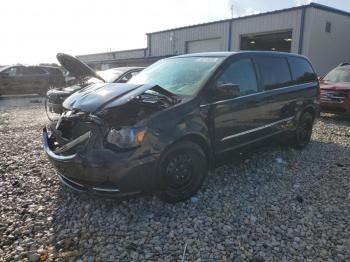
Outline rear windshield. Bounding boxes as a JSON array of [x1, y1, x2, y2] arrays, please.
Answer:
[[88, 69, 124, 83], [98, 69, 124, 82], [323, 67, 350, 83]]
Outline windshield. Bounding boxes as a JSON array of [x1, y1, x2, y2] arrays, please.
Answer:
[[0, 66, 9, 72], [323, 67, 350, 83], [128, 57, 224, 96], [88, 69, 124, 83]]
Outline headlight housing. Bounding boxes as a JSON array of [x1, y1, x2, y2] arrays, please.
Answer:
[[106, 127, 146, 149]]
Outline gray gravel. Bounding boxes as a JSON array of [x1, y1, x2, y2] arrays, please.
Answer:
[[0, 106, 349, 261]]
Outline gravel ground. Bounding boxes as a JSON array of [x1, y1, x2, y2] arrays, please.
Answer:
[[0, 106, 349, 262]]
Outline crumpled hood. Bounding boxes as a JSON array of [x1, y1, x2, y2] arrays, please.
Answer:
[[320, 81, 350, 91], [62, 82, 172, 113]]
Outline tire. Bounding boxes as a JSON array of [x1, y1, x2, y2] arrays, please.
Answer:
[[292, 111, 314, 149], [158, 141, 207, 203]]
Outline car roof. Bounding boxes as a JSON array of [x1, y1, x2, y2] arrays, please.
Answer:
[[172, 51, 307, 59], [0, 64, 58, 70], [40, 66, 61, 69]]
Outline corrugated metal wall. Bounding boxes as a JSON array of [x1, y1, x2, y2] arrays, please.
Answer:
[[77, 53, 114, 63], [77, 49, 146, 63], [148, 31, 173, 56], [148, 10, 303, 56], [149, 21, 230, 56], [186, 38, 223, 53], [303, 7, 350, 75], [113, 49, 146, 60], [76, 5, 350, 75]]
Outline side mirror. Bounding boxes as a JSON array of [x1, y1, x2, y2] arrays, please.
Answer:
[[215, 83, 240, 100]]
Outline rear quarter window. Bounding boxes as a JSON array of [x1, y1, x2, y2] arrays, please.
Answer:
[[23, 67, 47, 75], [255, 56, 292, 90], [46, 68, 63, 75], [288, 57, 317, 84]]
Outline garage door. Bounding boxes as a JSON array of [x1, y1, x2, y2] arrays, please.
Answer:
[[186, 38, 223, 54], [240, 31, 292, 52]]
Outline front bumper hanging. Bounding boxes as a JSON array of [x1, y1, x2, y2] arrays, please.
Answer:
[[42, 127, 159, 196]]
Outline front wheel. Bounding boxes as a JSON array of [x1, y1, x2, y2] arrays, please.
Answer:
[[292, 111, 314, 149], [158, 141, 207, 203]]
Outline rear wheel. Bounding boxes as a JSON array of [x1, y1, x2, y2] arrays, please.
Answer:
[[292, 111, 314, 149], [158, 141, 207, 203]]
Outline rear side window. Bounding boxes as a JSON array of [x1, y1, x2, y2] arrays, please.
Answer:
[[217, 58, 258, 96], [288, 57, 317, 84], [23, 67, 47, 75], [47, 68, 62, 75], [256, 56, 292, 90]]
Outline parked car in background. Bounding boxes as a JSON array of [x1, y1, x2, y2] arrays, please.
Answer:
[[320, 63, 350, 115], [43, 51, 319, 202], [42, 66, 65, 87], [0, 65, 64, 96], [64, 71, 77, 86], [45, 53, 144, 117]]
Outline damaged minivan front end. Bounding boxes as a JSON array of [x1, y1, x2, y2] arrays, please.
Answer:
[[43, 82, 180, 196], [43, 53, 229, 202]]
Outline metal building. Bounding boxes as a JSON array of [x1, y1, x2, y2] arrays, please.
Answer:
[[77, 2, 350, 75]]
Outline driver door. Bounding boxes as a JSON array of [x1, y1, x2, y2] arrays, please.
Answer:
[[0, 66, 24, 95], [210, 57, 267, 155]]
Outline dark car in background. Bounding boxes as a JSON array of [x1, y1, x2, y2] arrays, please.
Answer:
[[320, 63, 350, 115], [42, 66, 65, 87], [45, 53, 144, 117], [43, 51, 319, 202], [0, 65, 64, 96]]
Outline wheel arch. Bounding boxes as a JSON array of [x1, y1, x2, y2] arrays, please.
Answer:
[[296, 104, 318, 122], [160, 133, 215, 170], [179, 133, 214, 168]]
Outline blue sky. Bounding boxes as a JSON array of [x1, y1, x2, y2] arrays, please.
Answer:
[[0, 0, 349, 65]]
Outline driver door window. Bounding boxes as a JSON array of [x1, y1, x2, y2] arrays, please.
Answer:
[[3, 67, 23, 77], [216, 58, 258, 97]]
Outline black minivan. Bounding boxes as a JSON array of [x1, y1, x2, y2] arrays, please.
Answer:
[[43, 51, 319, 202]]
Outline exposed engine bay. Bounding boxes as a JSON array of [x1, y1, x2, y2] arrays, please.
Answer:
[[47, 87, 180, 156], [97, 90, 177, 128]]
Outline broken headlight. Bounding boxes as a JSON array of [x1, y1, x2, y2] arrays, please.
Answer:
[[106, 127, 146, 149]]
